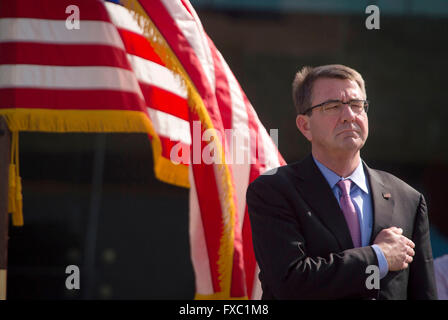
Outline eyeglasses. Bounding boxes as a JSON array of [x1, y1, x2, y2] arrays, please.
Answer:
[[302, 99, 369, 116]]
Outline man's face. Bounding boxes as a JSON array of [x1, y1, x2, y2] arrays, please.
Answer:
[[297, 77, 369, 158]]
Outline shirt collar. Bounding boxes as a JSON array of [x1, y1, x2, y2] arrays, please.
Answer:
[[312, 155, 369, 194]]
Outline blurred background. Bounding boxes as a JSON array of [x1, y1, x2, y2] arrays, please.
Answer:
[[6, 0, 448, 299]]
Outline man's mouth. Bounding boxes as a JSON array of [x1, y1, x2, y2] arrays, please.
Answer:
[[337, 129, 359, 136]]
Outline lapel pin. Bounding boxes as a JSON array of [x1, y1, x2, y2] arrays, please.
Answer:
[[382, 192, 391, 199]]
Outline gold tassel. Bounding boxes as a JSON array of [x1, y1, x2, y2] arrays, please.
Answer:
[[13, 176, 23, 226], [7, 164, 16, 213], [8, 128, 16, 214], [7, 131, 24, 226]]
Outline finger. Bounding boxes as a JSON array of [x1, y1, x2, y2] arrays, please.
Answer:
[[406, 255, 413, 263], [407, 247, 415, 257], [391, 227, 403, 234], [407, 239, 415, 249], [402, 262, 409, 270]]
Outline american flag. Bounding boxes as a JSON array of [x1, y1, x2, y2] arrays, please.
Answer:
[[0, 0, 286, 299]]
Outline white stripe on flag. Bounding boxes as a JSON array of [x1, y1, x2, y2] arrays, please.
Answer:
[[147, 107, 191, 145], [127, 54, 188, 99], [0, 18, 124, 49], [105, 1, 143, 36], [0, 64, 142, 94], [251, 264, 262, 300]]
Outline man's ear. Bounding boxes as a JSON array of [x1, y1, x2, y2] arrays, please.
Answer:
[[296, 114, 312, 142]]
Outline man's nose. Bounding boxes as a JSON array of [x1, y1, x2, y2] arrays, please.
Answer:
[[340, 103, 356, 122]]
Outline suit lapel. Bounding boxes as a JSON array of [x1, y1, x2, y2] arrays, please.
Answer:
[[291, 155, 354, 250], [363, 162, 395, 244]]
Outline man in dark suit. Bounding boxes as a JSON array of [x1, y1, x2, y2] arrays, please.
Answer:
[[246, 64, 437, 299]]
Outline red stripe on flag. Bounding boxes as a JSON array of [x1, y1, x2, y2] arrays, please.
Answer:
[[0, 0, 111, 21], [207, 37, 246, 297], [117, 28, 165, 66], [189, 111, 224, 293], [0, 43, 131, 69], [139, 82, 189, 121], [0, 88, 147, 111], [230, 217, 247, 298], [242, 208, 256, 298], [159, 135, 190, 164]]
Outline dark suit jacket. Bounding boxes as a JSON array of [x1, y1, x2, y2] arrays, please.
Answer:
[[246, 155, 438, 300]]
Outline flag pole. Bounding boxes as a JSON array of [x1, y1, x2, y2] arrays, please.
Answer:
[[0, 116, 10, 300]]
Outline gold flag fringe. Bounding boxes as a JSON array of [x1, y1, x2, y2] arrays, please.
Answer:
[[0, 108, 190, 227]]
